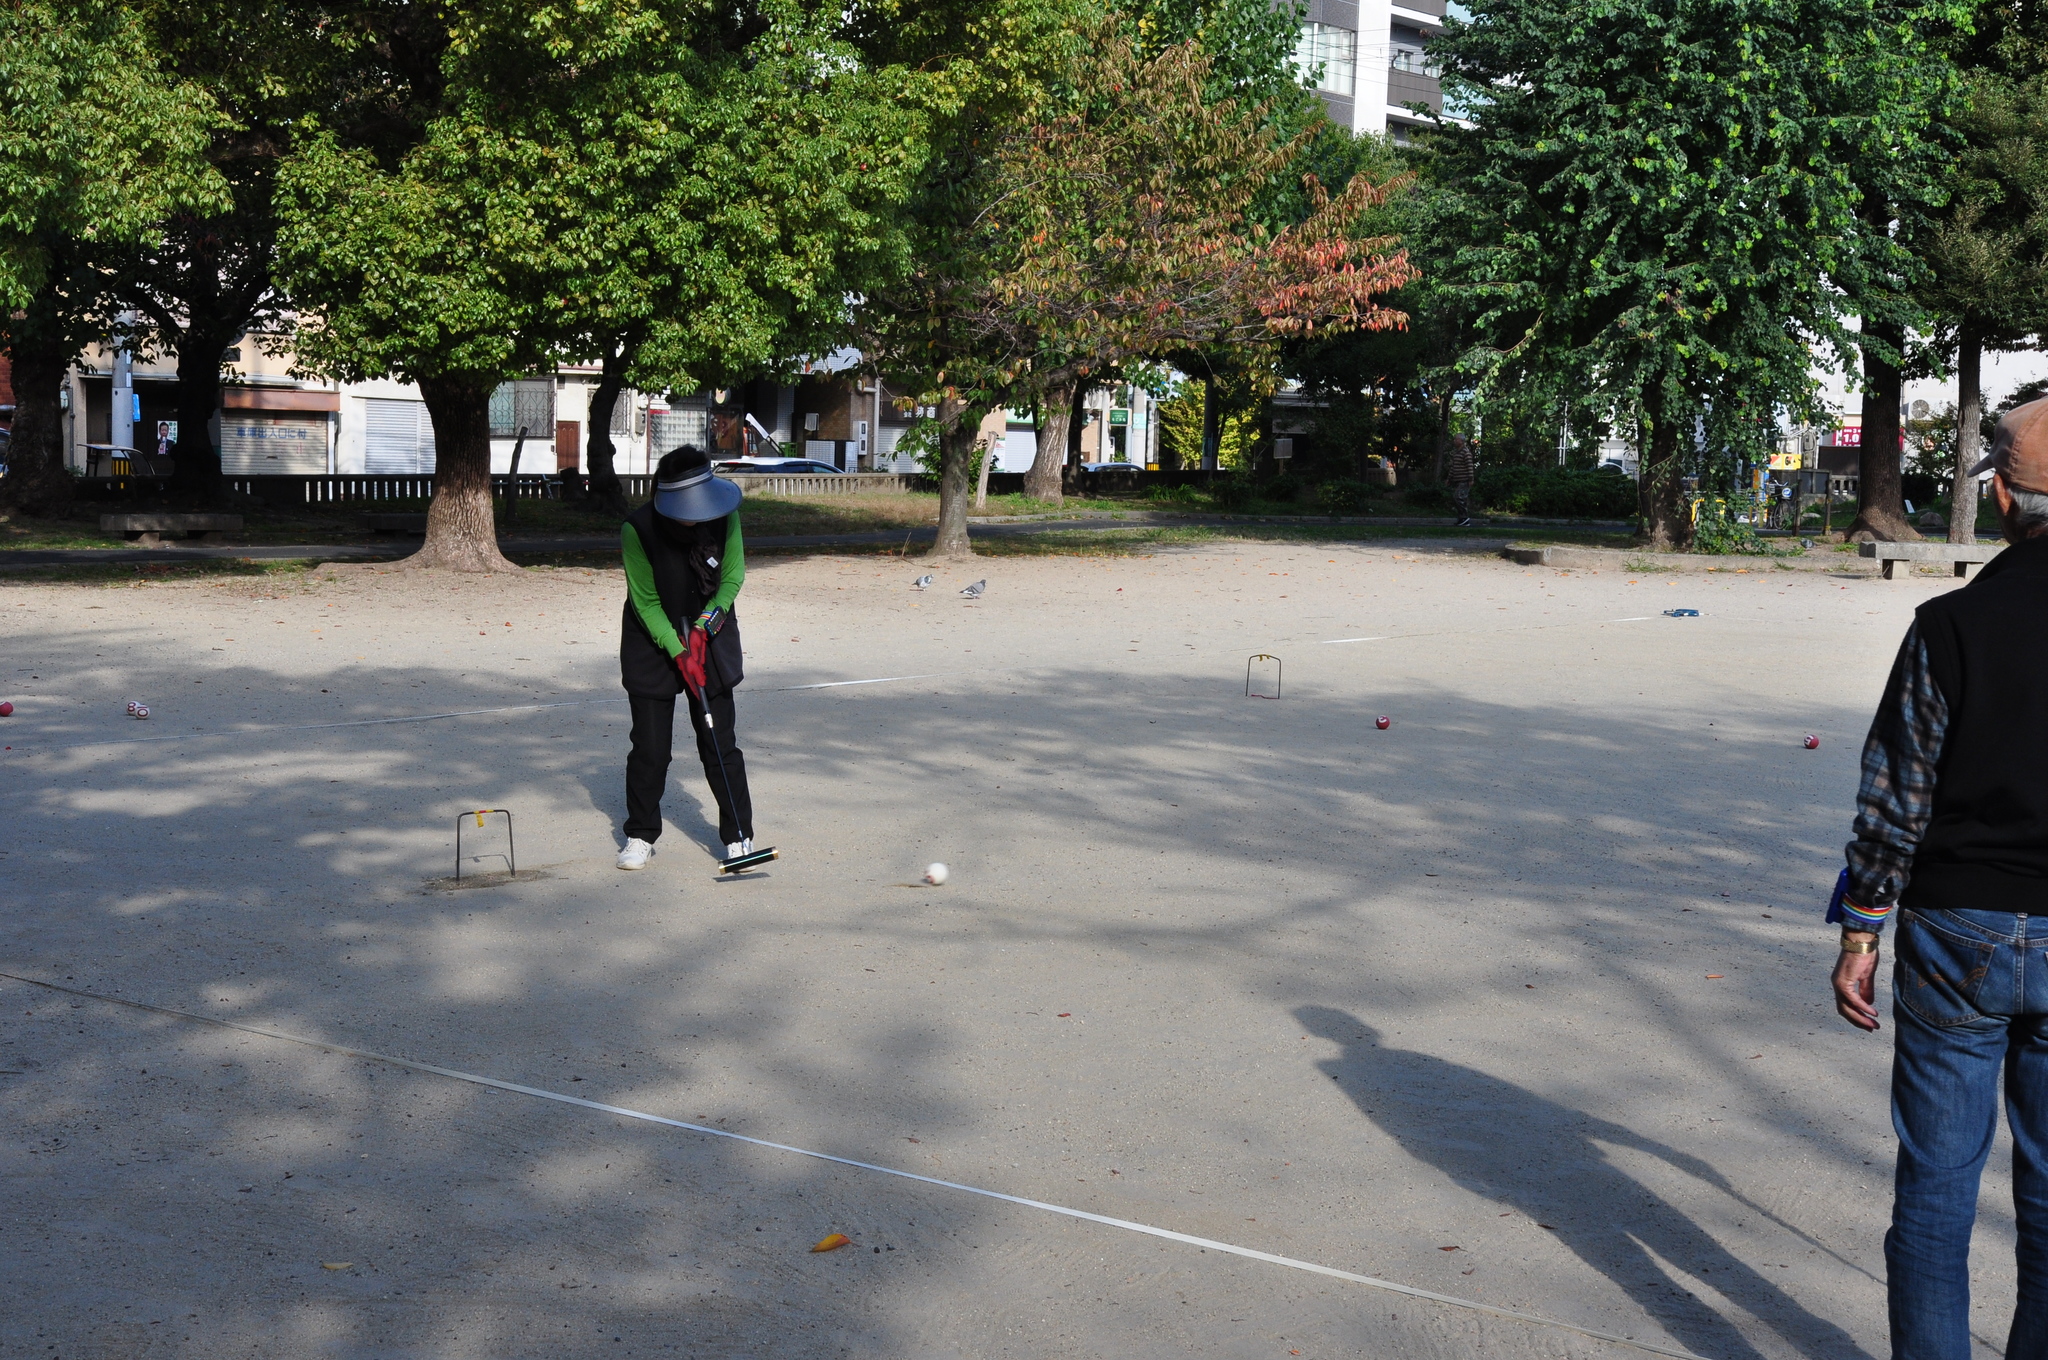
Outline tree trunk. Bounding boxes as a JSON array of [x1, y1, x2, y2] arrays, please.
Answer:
[[1025, 380, 1072, 504], [583, 335, 635, 516], [1064, 382, 1086, 495], [1, 285, 76, 516], [1950, 318, 1982, 546], [405, 373, 519, 572], [1850, 321, 1919, 542], [1431, 390, 1452, 483], [170, 329, 231, 506], [927, 396, 976, 559], [1200, 376, 1220, 471], [1637, 388, 1689, 550]]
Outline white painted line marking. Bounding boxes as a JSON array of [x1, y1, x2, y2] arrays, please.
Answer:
[[0, 971, 1706, 1360], [774, 673, 950, 691], [1317, 636, 1387, 645], [10, 698, 624, 753]]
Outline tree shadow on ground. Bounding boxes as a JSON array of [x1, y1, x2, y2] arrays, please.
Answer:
[[0, 622, 1904, 1356]]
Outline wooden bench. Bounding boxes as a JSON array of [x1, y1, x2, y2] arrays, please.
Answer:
[[100, 513, 243, 546], [1859, 540, 2003, 579]]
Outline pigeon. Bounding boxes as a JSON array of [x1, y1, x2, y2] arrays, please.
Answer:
[[959, 579, 986, 598], [913, 574, 933, 590]]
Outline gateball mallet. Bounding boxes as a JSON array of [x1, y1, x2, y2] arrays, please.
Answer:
[[689, 624, 777, 875]]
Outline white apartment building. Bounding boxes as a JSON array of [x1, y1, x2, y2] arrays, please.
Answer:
[[1292, 0, 1445, 143]]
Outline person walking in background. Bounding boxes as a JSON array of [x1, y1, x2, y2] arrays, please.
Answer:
[[1446, 434, 1477, 527], [1832, 395, 2048, 1359], [615, 444, 754, 870]]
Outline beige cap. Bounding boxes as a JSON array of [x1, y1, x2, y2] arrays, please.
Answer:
[[1971, 396, 2048, 494]]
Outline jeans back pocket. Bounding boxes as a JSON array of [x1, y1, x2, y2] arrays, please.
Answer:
[[1896, 911, 1999, 1026]]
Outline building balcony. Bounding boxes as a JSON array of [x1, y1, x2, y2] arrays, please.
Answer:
[[1387, 68, 1442, 116], [1390, 0, 1445, 25]]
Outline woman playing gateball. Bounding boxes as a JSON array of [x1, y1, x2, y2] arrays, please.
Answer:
[[615, 444, 753, 869]]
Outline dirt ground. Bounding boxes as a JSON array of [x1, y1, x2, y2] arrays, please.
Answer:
[[0, 541, 2002, 1359]]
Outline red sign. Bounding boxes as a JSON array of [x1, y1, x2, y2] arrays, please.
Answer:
[[1833, 425, 1861, 446]]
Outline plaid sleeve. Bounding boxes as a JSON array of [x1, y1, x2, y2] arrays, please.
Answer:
[[1843, 623, 1948, 930]]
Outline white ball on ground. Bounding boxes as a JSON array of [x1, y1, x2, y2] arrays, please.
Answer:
[[924, 863, 949, 886]]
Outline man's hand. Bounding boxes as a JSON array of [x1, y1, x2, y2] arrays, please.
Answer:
[[1833, 934, 1881, 1031]]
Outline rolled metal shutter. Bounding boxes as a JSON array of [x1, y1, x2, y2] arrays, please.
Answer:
[[219, 414, 329, 474], [363, 398, 434, 474]]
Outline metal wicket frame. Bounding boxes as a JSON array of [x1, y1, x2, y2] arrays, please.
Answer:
[[1245, 653, 1282, 699], [455, 808, 515, 880]]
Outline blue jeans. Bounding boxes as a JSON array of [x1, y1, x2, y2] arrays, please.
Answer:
[[1888, 906, 2048, 1360]]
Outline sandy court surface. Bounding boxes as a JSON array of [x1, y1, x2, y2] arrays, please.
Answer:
[[0, 541, 2000, 1358]]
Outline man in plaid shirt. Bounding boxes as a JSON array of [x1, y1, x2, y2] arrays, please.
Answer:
[[1446, 434, 1477, 527], [1834, 396, 2048, 1359]]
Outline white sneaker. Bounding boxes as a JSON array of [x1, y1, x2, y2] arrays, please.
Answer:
[[724, 839, 752, 859], [616, 838, 654, 870]]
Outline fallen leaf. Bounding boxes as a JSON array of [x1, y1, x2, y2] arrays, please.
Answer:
[[321, 1262, 352, 1271], [1706, 974, 1725, 979], [1057, 1012, 1071, 1018], [811, 1233, 852, 1253], [1439, 1245, 1460, 1251]]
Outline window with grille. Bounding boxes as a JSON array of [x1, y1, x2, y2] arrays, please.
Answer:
[[649, 407, 707, 455], [1293, 23, 1357, 97], [487, 379, 555, 438]]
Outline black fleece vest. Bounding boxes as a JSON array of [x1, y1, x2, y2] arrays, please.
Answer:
[[618, 505, 743, 699], [1902, 533, 2048, 914]]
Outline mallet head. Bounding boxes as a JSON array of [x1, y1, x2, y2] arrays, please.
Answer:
[[719, 846, 778, 874]]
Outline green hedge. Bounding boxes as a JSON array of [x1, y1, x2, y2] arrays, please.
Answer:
[[1474, 467, 1637, 518]]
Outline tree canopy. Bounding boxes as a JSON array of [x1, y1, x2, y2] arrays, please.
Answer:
[[860, 17, 1414, 545], [1428, 0, 1959, 545], [0, 0, 225, 511], [276, 0, 933, 568]]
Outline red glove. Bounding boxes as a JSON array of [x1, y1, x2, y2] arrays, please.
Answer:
[[677, 627, 709, 694]]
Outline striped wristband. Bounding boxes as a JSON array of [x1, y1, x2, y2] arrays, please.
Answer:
[[1837, 897, 1891, 930]]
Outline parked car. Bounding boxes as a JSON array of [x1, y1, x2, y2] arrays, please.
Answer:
[[1080, 461, 1143, 473], [714, 457, 845, 475]]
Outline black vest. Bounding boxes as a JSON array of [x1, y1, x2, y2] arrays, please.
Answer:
[[1903, 533, 2048, 914], [619, 505, 743, 699]]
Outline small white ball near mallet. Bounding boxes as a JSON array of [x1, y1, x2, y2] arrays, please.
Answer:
[[924, 863, 949, 886]]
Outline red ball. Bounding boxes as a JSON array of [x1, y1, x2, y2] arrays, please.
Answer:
[[1375, 716, 1391, 730], [0, 701, 12, 717], [1803, 734, 1820, 749]]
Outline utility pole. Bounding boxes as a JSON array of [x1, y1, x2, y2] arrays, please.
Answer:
[[110, 312, 137, 458]]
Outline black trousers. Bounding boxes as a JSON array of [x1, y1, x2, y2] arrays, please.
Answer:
[[625, 691, 753, 845]]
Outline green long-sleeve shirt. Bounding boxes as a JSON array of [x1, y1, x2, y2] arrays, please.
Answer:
[[622, 513, 745, 658]]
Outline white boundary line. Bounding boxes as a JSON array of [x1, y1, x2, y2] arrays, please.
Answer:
[[773, 673, 951, 691], [1316, 616, 1654, 646], [7, 698, 625, 753], [5, 674, 957, 754], [0, 971, 1707, 1360]]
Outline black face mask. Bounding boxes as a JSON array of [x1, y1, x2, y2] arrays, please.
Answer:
[[654, 512, 699, 545]]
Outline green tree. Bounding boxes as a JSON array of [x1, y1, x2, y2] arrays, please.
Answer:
[[1914, 9, 2048, 544], [1430, 0, 1958, 548], [0, 0, 224, 511], [105, 0, 349, 506], [278, 0, 925, 569], [864, 18, 1414, 544]]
